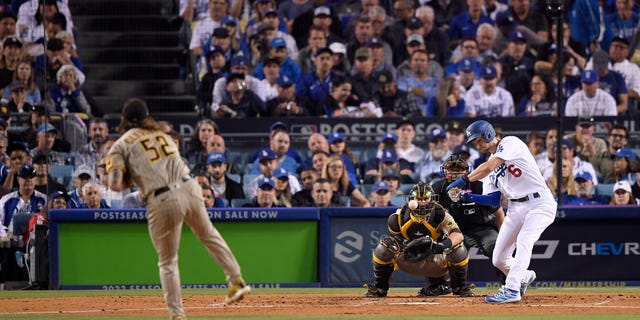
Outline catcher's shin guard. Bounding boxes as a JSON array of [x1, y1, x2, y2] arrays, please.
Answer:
[[372, 262, 394, 291], [446, 244, 470, 289]]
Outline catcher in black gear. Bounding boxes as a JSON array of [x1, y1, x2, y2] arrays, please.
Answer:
[[364, 182, 475, 298], [432, 153, 506, 283]]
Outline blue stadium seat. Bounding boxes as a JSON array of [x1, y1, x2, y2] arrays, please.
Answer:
[[390, 195, 406, 207], [595, 183, 614, 197], [50, 165, 74, 188], [231, 198, 252, 208], [227, 173, 241, 184], [399, 184, 414, 194]]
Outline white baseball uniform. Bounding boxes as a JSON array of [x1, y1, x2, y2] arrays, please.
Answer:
[[481, 136, 557, 293]]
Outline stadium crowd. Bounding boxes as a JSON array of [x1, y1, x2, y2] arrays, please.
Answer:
[[1, 0, 640, 288]]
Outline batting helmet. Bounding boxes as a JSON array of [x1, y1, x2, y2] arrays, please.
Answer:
[[465, 120, 495, 144]]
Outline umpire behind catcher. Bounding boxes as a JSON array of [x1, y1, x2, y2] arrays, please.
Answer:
[[432, 153, 506, 283], [364, 182, 475, 298]]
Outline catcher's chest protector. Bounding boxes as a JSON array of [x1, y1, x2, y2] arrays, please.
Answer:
[[389, 207, 445, 241]]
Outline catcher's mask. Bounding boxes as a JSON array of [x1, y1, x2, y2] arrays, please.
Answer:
[[441, 154, 471, 181], [408, 181, 437, 218]]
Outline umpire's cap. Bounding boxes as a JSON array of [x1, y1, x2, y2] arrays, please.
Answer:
[[122, 98, 149, 123]]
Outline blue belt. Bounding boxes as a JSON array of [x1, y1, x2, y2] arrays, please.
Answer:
[[510, 192, 540, 202]]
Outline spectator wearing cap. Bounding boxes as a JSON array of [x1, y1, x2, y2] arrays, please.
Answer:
[[607, 35, 640, 108], [206, 151, 244, 203], [426, 76, 466, 117], [508, 0, 549, 40], [205, 133, 242, 175], [3, 141, 31, 191], [396, 33, 445, 80], [601, 0, 638, 52], [253, 37, 301, 85], [564, 70, 617, 117], [364, 147, 414, 183], [245, 0, 288, 42], [290, 0, 342, 49], [416, 128, 452, 183], [463, 64, 514, 117], [1, 164, 46, 244], [371, 69, 422, 118], [380, 167, 403, 196], [211, 54, 264, 109], [296, 26, 328, 74], [365, 36, 395, 79], [197, 45, 227, 109], [326, 131, 359, 186], [189, 0, 229, 56], [564, 172, 610, 205], [499, 30, 534, 106], [592, 124, 630, 179], [385, 15, 422, 66], [244, 177, 287, 208], [260, 10, 299, 60], [415, 5, 452, 67], [395, 119, 425, 164], [215, 72, 267, 118], [563, 117, 607, 165], [32, 154, 65, 195], [322, 155, 370, 207], [448, 0, 493, 49], [517, 74, 556, 116], [2, 58, 41, 106], [266, 74, 309, 116], [329, 42, 350, 75], [3, 80, 33, 113], [379, 0, 415, 54], [198, 27, 236, 77], [297, 45, 338, 116], [541, 138, 598, 187], [46, 64, 92, 116], [68, 164, 96, 207], [610, 180, 638, 205], [585, 50, 628, 115], [309, 6, 343, 46], [349, 46, 382, 105], [0, 36, 21, 90], [246, 147, 301, 199], [397, 49, 439, 114], [272, 167, 295, 207], [29, 122, 67, 165], [255, 55, 281, 102], [369, 181, 392, 207], [602, 148, 638, 185]]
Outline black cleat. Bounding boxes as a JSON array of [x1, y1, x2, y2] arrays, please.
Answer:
[[417, 284, 452, 297]]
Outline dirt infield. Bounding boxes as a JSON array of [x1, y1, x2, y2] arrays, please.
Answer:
[[2, 291, 640, 317]]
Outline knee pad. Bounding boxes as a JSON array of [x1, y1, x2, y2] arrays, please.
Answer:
[[373, 236, 400, 265], [447, 244, 469, 267]]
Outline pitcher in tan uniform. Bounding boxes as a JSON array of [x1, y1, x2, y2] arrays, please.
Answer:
[[106, 98, 250, 320]]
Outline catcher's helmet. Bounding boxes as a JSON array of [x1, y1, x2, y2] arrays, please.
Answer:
[[441, 154, 471, 180], [465, 120, 495, 144], [408, 182, 437, 218]]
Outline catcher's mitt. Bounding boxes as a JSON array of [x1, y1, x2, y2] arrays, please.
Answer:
[[401, 236, 433, 263]]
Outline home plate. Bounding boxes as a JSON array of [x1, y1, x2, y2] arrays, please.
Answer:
[[388, 302, 441, 305]]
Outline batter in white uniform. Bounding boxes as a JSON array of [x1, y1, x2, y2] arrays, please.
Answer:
[[447, 120, 556, 304]]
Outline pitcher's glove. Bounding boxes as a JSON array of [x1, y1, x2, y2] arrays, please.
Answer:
[[401, 236, 433, 263]]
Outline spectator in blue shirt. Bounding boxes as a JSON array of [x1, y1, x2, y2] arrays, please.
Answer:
[[564, 172, 610, 205], [254, 37, 301, 83], [397, 49, 440, 115], [448, 0, 494, 49]]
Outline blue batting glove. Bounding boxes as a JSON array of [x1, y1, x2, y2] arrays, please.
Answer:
[[446, 177, 468, 191]]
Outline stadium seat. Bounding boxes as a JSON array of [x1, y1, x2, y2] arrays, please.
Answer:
[[231, 198, 252, 208], [227, 173, 241, 184], [50, 165, 74, 187], [390, 195, 406, 207], [399, 184, 414, 194], [595, 184, 614, 197], [341, 196, 351, 207]]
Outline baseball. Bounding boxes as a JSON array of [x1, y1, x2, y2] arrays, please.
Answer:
[[408, 200, 418, 210]]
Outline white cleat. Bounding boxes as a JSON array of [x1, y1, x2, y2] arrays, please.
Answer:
[[484, 287, 521, 304], [520, 270, 536, 297], [225, 283, 251, 305]]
